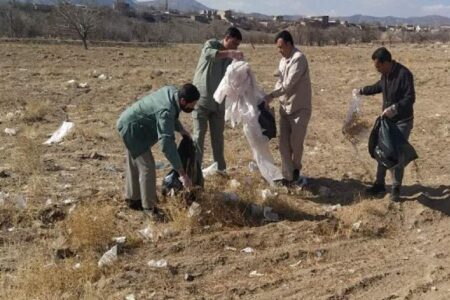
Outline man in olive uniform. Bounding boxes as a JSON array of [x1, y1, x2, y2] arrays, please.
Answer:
[[192, 27, 244, 172], [117, 84, 199, 218]]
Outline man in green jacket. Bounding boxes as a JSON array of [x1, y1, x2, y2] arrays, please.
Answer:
[[192, 27, 244, 172], [117, 84, 199, 218]]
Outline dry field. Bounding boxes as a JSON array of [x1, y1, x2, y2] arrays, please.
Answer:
[[0, 41, 449, 299]]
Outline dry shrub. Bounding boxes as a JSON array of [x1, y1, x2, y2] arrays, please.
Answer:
[[66, 203, 117, 252], [26, 174, 48, 198], [23, 100, 51, 122], [335, 199, 394, 238], [161, 194, 197, 232], [342, 112, 370, 145], [12, 132, 43, 175], [4, 255, 102, 300]]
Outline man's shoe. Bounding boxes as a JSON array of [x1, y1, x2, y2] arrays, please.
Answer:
[[126, 199, 143, 211], [293, 175, 308, 188], [293, 169, 300, 182], [390, 186, 401, 202], [365, 183, 386, 196], [273, 178, 290, 187]]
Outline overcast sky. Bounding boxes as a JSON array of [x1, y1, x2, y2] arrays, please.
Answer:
[[198, 0, 450, 18]]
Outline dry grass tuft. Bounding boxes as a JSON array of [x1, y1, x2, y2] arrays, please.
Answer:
[[66, 203, 117, 252], [162, 194, 197, 232], [3, 255, 102, 300], [23, 99, 51, 122], [12, 131, 44, 175]]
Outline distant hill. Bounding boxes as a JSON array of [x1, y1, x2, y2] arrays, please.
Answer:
[[137, 0, 209, 12], [340, 14, 450, 26]]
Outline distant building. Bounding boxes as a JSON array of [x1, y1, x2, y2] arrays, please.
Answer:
[[273, 15, 284, 22], [218, 10, 232, 20], [309, 16, 329, 27]]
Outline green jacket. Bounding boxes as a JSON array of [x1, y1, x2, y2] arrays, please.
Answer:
[[193, 39, 232, 112], [117, 86, 184, 170]]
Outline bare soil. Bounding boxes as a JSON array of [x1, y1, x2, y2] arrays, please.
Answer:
[[0, 42, 449, 299]]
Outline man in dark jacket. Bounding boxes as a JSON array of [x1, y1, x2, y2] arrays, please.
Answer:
[[117, 84, 199, 218], [359, 47, 415, 201]]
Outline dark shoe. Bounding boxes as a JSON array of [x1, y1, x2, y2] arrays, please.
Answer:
[[293, 169, 300, 182], [365, 183, 386, 196], [273, 178, 290, 187], [390, 186, 401, 202], [126, 199, 143, 211]]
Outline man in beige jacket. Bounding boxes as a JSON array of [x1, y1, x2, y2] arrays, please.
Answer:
[[265, 30, 312, 186]]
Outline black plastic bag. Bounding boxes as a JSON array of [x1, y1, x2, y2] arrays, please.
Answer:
[[258, 102, 276, 140], [368, 117, 418, 169], [162, 136, 204, 195]]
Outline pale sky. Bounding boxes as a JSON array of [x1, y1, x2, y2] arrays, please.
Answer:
[[198, 0, 450, 18]]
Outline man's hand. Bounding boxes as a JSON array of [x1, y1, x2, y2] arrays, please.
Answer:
[[264, 93, 274, 105], [381, 105, 397, 118], [179, 128, 191, 139], [179, 173, 192, 188], [226, 50, 244, 60]]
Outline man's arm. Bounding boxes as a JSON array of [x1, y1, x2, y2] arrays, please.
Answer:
[[157, 111, 192, 187], [360, 80, 382, 95]]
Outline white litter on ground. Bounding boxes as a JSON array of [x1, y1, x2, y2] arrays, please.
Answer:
[[148, 259, 168, 268], [44, 121, 74, 145], [98, 245, 118, 268]]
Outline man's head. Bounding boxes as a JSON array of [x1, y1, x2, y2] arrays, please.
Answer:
[[372, 47, 393, 75], [179, 83, 199, 113], [275, 30, 294, 58], [223, 27, 242, 50]]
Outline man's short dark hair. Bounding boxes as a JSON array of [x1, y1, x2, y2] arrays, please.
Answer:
[[372, 47, 392, 63], [225, 27, 242, 41], [179, 83, 200, 103], [275, 30, 294, 46]]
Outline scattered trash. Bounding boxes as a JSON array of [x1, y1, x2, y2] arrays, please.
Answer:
[[228, 179, 241, 189], [318, 186, 333, 198], [78, 82, 89, 89], [0, 192, 8, 205], [98, 74, 107, 80], [138, 226, 156, 241], [315, 249, 326, 258], [222, 192, 240, 202], [224, 246, 237, 251], [289, 260, 302, 268], [7, 227, 15, 232], [5, 112, 15, 121], [261, 189, 277, 201], [73, 263, 81, 270], [248, 161, 258, 172], [324, 204, 341, 212], [431, 286, 437, 291], [0, 170, 10, 178], [188, 202, 201, 217], [63, 198, 76, 205], [98, 245, 118, 268], [148, 259, 168, 268], [66, 79, 78, 87], [44, 121, 75, 145], [202, 162, 218, 177], [249, 270, 264, 277], [112, 236, 126, 244], [184, 273, 195, 281], [241, 247, 255, 254], [342, 89, 370, 145], [15, 194, 27, 210], [263, 206, 280, 222], [63, 184, 72, 189], [352, 221, 362, 231], [45, 198, 52, 206], [417, 229, 422, 233], [4, 128, 18, 136], [125, 294, 136, 300]]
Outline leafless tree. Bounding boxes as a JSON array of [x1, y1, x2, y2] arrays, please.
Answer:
[[55, 1, 98, 49]]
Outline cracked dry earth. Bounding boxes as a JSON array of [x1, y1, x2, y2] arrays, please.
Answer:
[[0, 41, 449, 299]]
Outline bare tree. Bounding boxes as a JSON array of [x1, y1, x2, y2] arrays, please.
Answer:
[[55, 1, 98, 49]]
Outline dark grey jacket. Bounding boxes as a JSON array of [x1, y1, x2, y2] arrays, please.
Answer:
[[361, 61, 415, 123]]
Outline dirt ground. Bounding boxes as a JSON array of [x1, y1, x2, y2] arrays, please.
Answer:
[[0, 41, 449, 300]]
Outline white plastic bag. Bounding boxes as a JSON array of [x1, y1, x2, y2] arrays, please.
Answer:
[[214, 61, 283, 183], [44, 121, 75, 145]]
